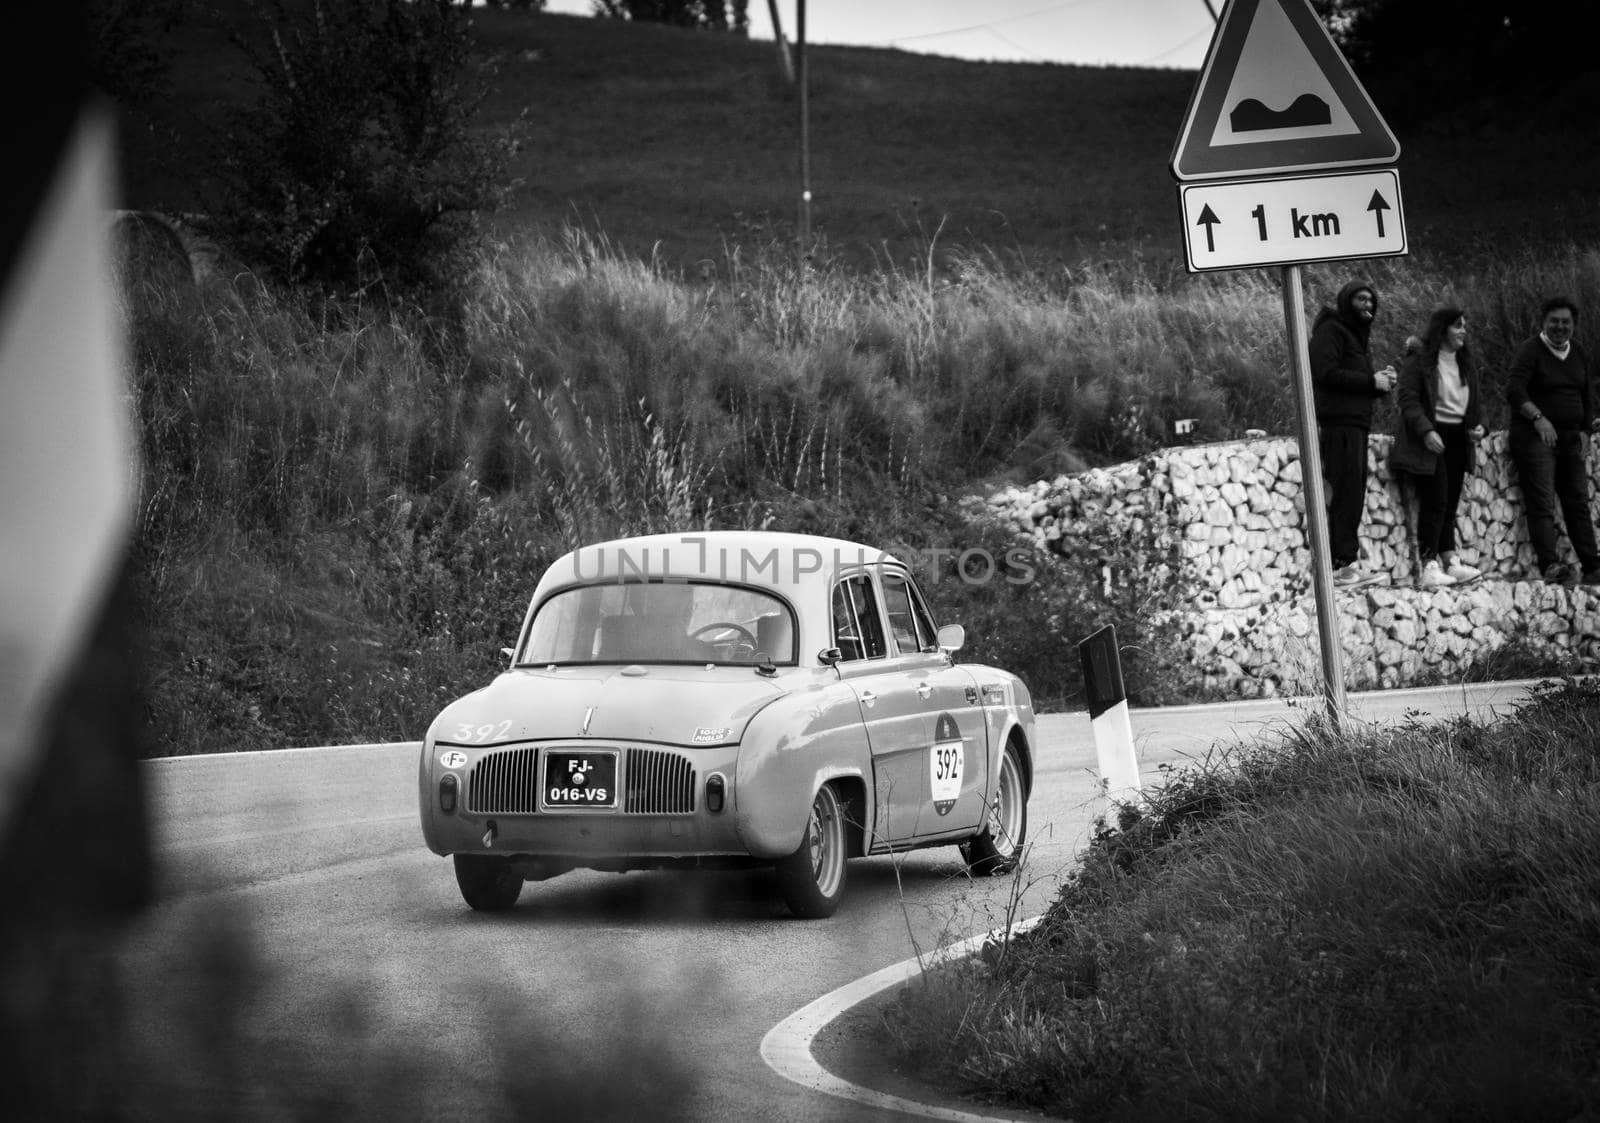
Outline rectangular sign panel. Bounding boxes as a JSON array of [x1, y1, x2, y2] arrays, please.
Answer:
[[1178, 168, 1405, 272]]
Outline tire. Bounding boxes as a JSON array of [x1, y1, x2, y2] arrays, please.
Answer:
[[774, 784, 849, 918], [961, 742, 1027, 876], [454, 853, 524, 911]]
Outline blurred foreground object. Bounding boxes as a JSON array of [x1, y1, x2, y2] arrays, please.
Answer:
[[1, 0, 152, 1115]]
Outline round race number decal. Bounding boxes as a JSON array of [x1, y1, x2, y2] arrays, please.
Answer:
[[930, 712, 963, 816]]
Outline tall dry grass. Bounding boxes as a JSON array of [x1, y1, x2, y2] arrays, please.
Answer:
[[125, 228, 1600, 752]]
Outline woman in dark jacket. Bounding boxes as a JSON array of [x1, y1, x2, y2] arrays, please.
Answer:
[[1390, 306, 1486, 587]]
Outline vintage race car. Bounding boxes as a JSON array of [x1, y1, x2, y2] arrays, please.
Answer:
[[418, 531, 1036, 918]]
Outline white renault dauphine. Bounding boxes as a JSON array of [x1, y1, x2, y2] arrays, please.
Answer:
[[418, 530, 1036, 918]]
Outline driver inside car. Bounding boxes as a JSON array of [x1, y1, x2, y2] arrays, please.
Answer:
[[637, 581, 707, 661]]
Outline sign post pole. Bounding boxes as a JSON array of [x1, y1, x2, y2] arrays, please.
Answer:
[[1282, 263, 1347, 726], [1170, 0, 1400, 729]]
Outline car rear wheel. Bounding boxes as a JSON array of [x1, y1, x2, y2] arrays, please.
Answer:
[[775, 784, 848, 918], [454, 853, 524, 911], [961, 742, 1027, 876]]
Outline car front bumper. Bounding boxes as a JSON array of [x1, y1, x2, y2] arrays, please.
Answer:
[[420, 739, 763, 865]]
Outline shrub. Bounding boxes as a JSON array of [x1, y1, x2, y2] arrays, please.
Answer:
[[881, 681, 1600, 1121], [205, 0, 520, 309], [902, 501, 1211, 711], [88, 0, 186, 106]]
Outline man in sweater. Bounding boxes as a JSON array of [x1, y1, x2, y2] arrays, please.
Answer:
[[1310, 280, 1396, 587], [1506, 296, 1600, 585]]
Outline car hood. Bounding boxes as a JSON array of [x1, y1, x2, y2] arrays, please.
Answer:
[[431, 666, 791, 747]]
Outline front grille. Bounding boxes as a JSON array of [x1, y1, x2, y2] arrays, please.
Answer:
[[465, 747, 540, 814], [625, 747, 696, 814], [463, 745, 697, 815]]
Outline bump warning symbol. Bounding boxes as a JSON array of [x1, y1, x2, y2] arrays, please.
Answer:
[[1171, 0, 1398, 181], [1209, 0, 1359, 148]]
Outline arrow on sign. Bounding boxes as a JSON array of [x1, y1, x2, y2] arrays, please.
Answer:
[[1196, 204, 1221, 253], [1367, 190, 1391, 238]]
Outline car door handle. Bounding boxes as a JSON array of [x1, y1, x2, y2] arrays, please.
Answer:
[[858, 690, 877, 707], [915, 683, 932, 699]]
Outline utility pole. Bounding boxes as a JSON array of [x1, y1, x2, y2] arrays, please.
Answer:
[[796, 0, 811, 252], [765, 0, 794, 84]]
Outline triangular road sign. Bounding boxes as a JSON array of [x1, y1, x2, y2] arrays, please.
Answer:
[[1171, 0, 1399, 181]]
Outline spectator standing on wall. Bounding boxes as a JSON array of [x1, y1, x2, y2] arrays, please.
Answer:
[[1389, 307, 1486, 589], [1506, 296, 1600, 586], [1310, 279, 1396, 588]]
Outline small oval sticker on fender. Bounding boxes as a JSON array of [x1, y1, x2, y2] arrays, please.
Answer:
[[439, 750, 468, 769]]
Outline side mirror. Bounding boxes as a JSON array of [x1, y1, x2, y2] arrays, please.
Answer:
[[936, 624, 965, 653], [817, 647, 843, 667], [501, 647, 515, 663]]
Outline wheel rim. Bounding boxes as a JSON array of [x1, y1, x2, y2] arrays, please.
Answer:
[[987, 752, 1023, 858], [806, 787, 845, 898]]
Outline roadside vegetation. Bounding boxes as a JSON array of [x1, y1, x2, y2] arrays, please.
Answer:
[[105, 3, 1600, 756], [881, 676, 1600, 1121], [126, 232, 1600, 755]]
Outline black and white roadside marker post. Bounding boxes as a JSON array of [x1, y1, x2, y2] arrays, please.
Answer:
[[1078, 625, 1141, 805], [1171, 0, 1407, 727]]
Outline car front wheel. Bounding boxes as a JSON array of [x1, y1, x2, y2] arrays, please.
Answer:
[[961, 742, 1027, 876], [775, 784, 848, 918], [454, 853, 524, 911]]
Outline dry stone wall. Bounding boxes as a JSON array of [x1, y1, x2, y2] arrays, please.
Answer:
[[982, 434, 1600, 697]]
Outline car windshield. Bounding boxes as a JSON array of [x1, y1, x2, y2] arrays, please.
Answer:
[[519, 581, 798, 666]]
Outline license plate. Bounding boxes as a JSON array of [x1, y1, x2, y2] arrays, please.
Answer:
[[542, 749, 619, 810]]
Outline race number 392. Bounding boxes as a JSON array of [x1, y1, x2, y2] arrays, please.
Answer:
[[931, 713, 964, 816]]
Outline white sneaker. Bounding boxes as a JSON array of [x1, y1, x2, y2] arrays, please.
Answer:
[[1417, 558, 1456, 589], [1332, 564, 1364, 587], [1443, 554, 1481, 582], [1333, 564, 1384, 589]]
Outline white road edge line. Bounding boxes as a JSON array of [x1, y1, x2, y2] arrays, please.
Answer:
[[760, 914, 1046, 1122]]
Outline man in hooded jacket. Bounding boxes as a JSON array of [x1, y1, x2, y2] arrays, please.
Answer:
[[1309, 280, 1396, 587]]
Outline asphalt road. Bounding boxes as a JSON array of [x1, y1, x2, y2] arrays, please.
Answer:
[[122, 679, 1547, 1121]]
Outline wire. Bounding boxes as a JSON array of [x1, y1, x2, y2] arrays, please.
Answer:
[[872, 0, 1113, 49], [1139, 23, 1214, 66], [978, 25, 1056, 63]]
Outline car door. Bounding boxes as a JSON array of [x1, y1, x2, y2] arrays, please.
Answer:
[[830, 572, 928, 849], [878, 567, 988, 838]]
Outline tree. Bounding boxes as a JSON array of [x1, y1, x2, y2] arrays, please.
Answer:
[[1310, 0, 1600, 124], [593, 0, 749, 34], [87, 0, 187, 105], [206, 0, 521, 306]]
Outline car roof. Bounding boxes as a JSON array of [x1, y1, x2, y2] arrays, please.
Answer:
[[532, 531, 905, 601]]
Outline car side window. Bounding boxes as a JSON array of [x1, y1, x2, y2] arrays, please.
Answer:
[[831, 575, 887, 661], [880, 571, 937, 654]]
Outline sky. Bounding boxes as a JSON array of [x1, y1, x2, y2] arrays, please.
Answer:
[[537, 0, 1220, 70]]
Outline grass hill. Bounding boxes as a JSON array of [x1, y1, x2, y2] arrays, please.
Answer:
[[122, 7, 1600, 276]]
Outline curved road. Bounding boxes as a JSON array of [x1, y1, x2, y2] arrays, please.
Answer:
[[124, 681, 1543, 1120]]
